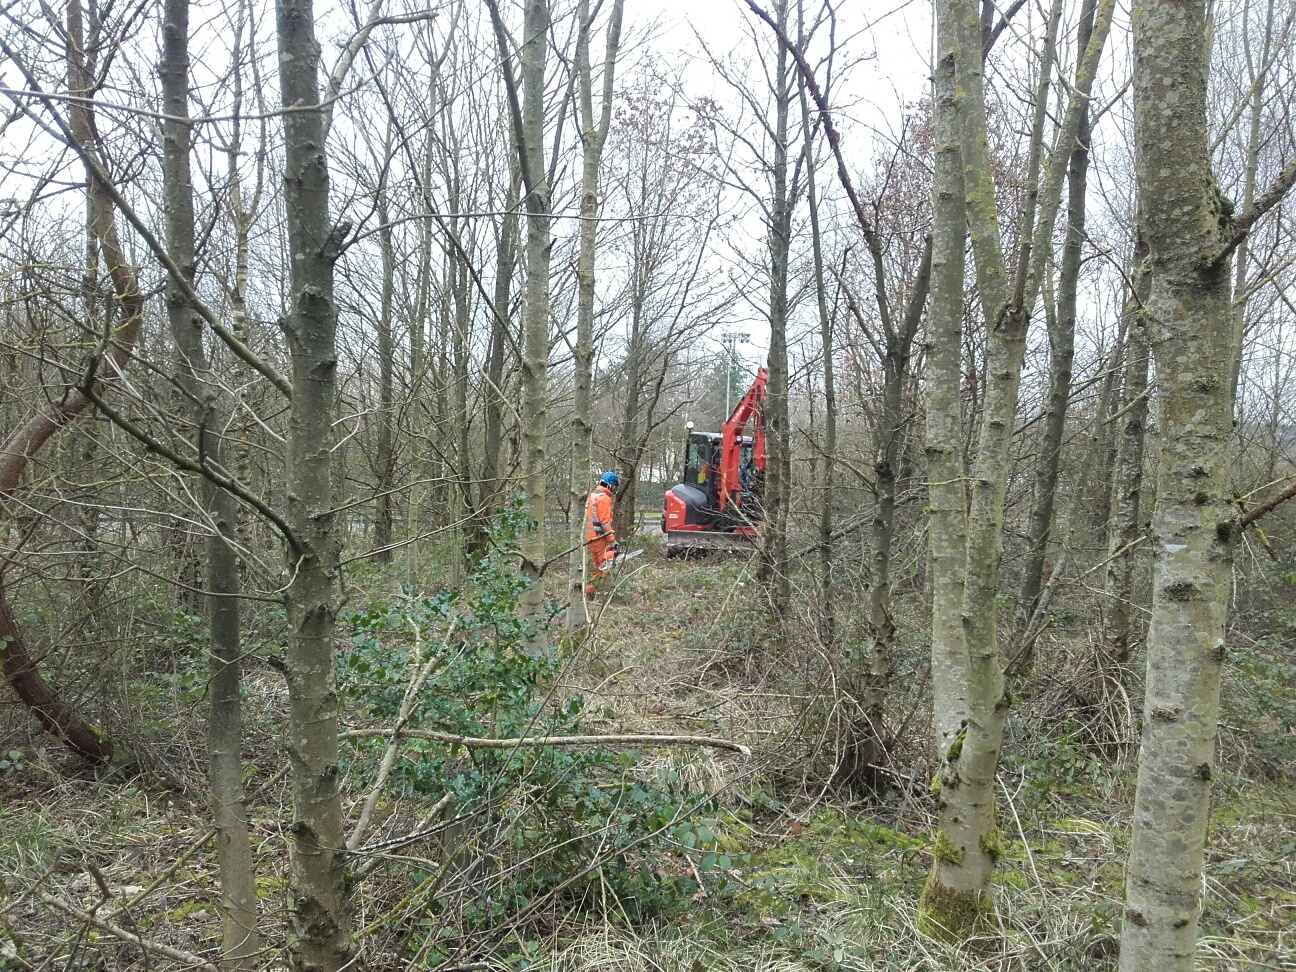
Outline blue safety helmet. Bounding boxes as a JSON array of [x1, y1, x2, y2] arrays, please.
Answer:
[[600, 471, 620, 489]]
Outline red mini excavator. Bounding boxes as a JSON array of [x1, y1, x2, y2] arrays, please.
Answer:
[[662, 367, 767, 557]]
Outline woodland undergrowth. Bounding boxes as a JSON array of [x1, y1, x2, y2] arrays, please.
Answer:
[[0, 523, 1293, 971]]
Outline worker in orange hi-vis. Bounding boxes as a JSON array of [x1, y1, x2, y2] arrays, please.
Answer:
[[584, 471, 620, 596]]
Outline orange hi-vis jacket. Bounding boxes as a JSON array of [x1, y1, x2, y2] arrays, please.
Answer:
[[585, 485, 616, 543]]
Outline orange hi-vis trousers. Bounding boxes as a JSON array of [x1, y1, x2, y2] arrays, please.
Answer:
[[584, 485, 617, 590]]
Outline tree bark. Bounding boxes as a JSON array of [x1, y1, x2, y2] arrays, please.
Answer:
[[921, 5, 969, 778], [275, 0, 351, 967], [159, 1, 260, 964], [1226, 0, 1277, 405], [920, 0, 1113, 938], [479, 162, 520, 549], [922, 0, 1037, 935], [1120, 1, 1241, 967]]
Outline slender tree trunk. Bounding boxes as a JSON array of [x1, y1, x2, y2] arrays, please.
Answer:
[[567, 0, 623, 634], [159, 2, 259, 964], [921, 1, 1007, 938], [1103, 239, 1151, 666], [406, 116, 435, 582], [451, 240, 471, 587], [757, 0, 793, 620], [479, 162, 520, 548], [1120, 1, 1240, 967], [921, 0, 1027, 935], [852, 244, 932, 788], [1226, 0, 1276, 405], [921, 0, 1113, 938], [224, 6, 262, 543], [798, 76, 835, 646], [1019, 0, 1097, 626], [374, 191, 396, 563], [921, 8, 969, 776], [517, 0, 553, 654], [275, 0, 351, 966]]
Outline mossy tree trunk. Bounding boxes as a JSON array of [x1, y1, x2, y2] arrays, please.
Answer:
[[920, 0, 1015, 937], [920, 0, 1113, 938], [1118, 0, 1271, 965]]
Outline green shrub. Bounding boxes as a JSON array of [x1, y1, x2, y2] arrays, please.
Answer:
[[340, 504, 707, 949]]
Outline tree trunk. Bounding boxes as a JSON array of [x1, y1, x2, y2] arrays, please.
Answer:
[[798, 76, 836, 647], [517, 0, 553, 654], [1019, 0, 1097, 629], [756, 0, 793, 620], [921, 0, 1113, 938], [852, 243, 932, 789], [451, 235, 471, 587], [160, 0, 259, 965], [1103, 239, 1151, 667], [922, 0, 1010, 938], [406, 110, 435, 582], [1226, 0, 1276, 405], [374, 189, 396, 563], [567, 0, 623, 634], [478, 162, 520, 552], [1120, 1, 1240, 967], [922, 6, 969, 770], [275, 0, 351, 967]]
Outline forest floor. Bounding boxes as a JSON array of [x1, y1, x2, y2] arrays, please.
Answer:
[[1, 534, 1294, 971]]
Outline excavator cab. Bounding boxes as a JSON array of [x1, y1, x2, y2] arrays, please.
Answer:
[[683, 433, 720, 492]]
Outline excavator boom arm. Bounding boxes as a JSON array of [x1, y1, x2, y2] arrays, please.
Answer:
[[718, 367, 768, 512]]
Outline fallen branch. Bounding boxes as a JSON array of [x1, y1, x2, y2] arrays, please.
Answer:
[[36, 891, 219, 971], [340, 728, 751, 756]]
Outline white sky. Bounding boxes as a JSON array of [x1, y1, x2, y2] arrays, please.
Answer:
[[618, 0, 936, 364]]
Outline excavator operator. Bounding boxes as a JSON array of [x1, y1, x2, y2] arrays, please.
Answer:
[[584, 471, 620, 596]]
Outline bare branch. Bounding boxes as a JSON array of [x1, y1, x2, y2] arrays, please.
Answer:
[[340, 728, 752, 756], [1215, 154, 1296, 263]]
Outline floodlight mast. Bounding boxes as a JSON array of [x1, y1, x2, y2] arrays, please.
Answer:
[[720, 331, 749, 418]]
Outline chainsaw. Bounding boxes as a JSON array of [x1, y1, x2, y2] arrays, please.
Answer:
[[606, 547, 644, 569]]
